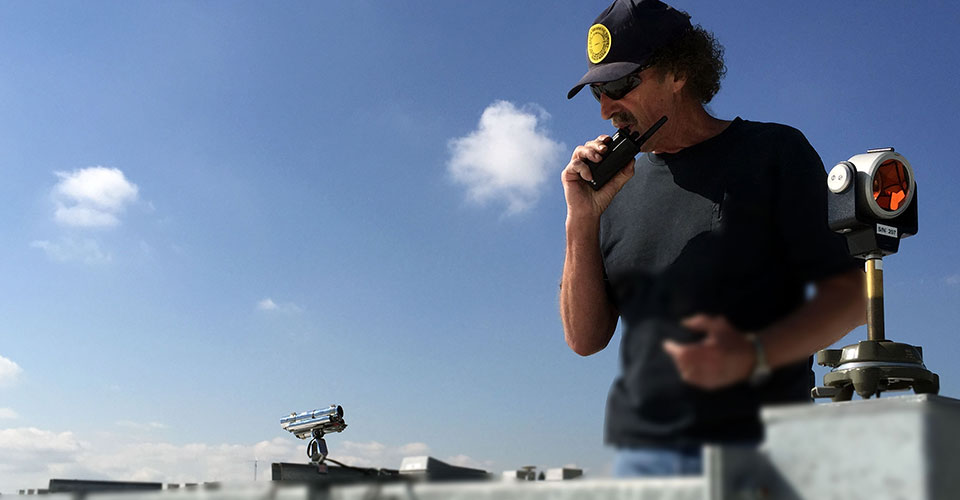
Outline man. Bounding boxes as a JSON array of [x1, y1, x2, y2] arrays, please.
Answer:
[[559, 0, 866, 477]]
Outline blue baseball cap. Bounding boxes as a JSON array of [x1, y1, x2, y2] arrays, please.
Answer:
[[567, 0, 692, 99]]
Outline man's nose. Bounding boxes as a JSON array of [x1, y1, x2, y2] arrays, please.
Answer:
[[599, 92, 618, 120]]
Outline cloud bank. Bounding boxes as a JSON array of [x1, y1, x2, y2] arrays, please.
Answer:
[[448, 101, 565, 215], [0, 428, 83, 472], [52, 167, 139, 228], [0, 430, 298, 491]]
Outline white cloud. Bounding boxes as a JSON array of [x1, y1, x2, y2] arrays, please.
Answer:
[[448, 100, 565, 215], [52, 167, 139, 228], [0, 428, 84, 481], [945, 274, 960, 286], [0, 428, 81, 455], [0, 356, 22, 387], [30, 238, 111, 264], [256, 298, 301, 313], [0, 409, 18, 420], [257, 298, 278, 311]]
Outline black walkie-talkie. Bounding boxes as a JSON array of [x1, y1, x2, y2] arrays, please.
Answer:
[[584, 115, 668, 191]]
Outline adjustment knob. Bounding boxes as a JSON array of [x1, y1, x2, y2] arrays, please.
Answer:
[[828, 162, 854, 194]]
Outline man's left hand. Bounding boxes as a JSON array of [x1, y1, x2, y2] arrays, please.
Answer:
[[663, 314, 756, 390]]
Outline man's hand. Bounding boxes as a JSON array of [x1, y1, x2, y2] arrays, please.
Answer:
[[663, 314, 756, 390], [561, 135, 636, 220]]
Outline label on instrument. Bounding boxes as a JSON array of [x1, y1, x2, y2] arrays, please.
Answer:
[[876, 224, 898, 238]]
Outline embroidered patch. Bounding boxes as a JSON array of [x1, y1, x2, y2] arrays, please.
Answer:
[[587, 24, 612, 63]]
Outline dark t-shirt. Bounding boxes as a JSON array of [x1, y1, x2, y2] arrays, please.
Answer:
[[599, 117, 857, 448]]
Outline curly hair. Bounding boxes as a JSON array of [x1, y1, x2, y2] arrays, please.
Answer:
[[648, 24, 726, 104]]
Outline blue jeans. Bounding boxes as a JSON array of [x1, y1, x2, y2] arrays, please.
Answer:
[[613, 445, 703, 477]]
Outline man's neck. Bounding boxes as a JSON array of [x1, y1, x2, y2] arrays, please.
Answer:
[[651, 103, 731, 155]]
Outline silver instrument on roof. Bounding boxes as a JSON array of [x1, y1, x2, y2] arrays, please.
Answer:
[[280, 405, 347, 473]]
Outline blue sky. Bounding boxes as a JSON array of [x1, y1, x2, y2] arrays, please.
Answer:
[[2, 0, 960, 492]]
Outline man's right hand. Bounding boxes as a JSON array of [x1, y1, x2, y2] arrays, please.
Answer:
[[561, 135, 637, 220]]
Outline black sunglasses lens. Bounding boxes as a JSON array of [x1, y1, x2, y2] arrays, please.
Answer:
[[590, 73, 640, 102], [590, 85, 603, 102], [608, 76, 636, 99]]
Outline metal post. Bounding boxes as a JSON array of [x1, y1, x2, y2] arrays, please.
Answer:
[[865, 254, 885, 341]]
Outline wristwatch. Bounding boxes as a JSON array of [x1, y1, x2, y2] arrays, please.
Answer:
[[745, 333, 771, 386]]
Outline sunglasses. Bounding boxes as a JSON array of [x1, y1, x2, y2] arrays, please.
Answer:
[[590, 66, 650, 102]]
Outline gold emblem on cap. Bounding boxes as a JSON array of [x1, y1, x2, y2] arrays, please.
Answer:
[[587, 24, 612, 64]]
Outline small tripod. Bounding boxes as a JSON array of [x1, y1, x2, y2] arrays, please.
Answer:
[[812, 252, 938, 401]]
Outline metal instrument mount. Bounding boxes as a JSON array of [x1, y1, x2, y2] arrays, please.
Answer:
[[307, 428, 331, 473], [812, 252, 939, 401]]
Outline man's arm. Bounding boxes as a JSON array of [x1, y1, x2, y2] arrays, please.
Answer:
[[559, 136, 636, 356], [561, 215, 619, 356], [663, 268, 866, 389], [757, 268, 866, 370]]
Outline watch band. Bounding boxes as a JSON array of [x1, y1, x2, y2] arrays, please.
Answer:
[[746, 333, 771, 386]]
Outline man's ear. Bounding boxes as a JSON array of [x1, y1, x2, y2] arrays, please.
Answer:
[[671, 72, 688, 94]]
